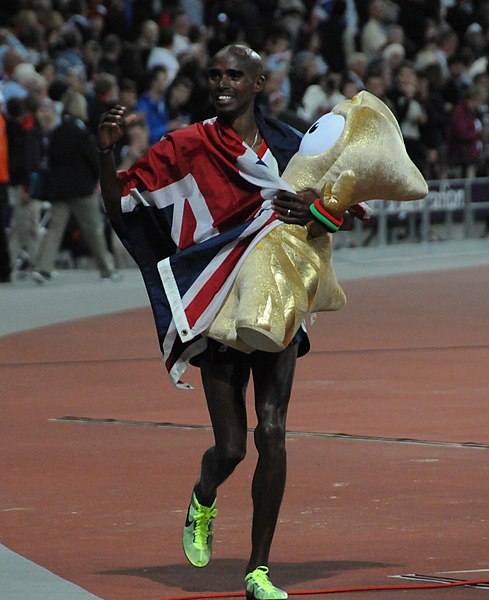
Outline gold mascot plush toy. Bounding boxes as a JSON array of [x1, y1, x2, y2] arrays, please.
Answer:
[[206, 91, 428, 353]]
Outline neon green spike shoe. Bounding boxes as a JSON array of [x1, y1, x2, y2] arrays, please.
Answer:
[[244, 566, 288, 600], [182, 492, 217, 567]]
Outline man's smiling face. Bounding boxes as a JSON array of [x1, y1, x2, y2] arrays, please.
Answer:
[[207, 47, 264, 120]]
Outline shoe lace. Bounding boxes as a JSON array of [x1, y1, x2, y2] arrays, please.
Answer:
[[246, 566, 275, 592], [192, 505, 217, 548]]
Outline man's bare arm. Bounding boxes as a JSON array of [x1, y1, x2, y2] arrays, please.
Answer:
[[97, 105, 136, 220]]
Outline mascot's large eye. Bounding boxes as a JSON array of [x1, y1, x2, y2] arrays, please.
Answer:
[[299, 113, 345, 156]]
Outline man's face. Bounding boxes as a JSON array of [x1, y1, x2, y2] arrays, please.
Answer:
[[207, 50, 264, 118]]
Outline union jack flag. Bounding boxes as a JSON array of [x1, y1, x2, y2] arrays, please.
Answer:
[[111, 112, 303, 387]]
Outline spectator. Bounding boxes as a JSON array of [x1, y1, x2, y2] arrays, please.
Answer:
[[64, 64, 88, 95], [82, 39, 102, 81], [36, 58, 57, 88], [176, 57, 214, 122], [446, 0, 477, 41], [171, 9, 192, 57], [1, 60, 45, 102], [364, 69, 395, 112], [463, 22, 487, 59], [165, 76, 193, 130], [262, 30, 293, 105], [418, 64, 450, 180], [118, 78, 138, 113], [340, 75, 362, 99], [135, 65, 172, 144], [117, 118, 150, 171], [87, 72, 119, 134], [382, 43, 406, 75], [0, 97, 11, 283], [298, 72, 345, 123], [388, 61, 427, 172], [98, 33, 123, 82], [5, 93, 44, 273], [447, 84, 488, 179], [60, 0, 93, 44], [32, 89, 118, 283], [442, 52, 471, 111], [134, 19, 159, 66], [146, 26, 180, 85], [55, 28, 85, 79], [316, 0, 349, 74], [345, 51, 368, 90], [361, 0, 389, 60], [290, 27, 328, 88]]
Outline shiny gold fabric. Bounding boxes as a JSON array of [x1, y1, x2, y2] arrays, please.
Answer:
[[207, 91, 428, 353], [284, 91, 428, 216], [208, 225, 346, 353]]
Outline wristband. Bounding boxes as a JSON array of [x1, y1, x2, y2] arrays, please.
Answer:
[[309, 204, 340, 232], [312, 199, 344, 227]]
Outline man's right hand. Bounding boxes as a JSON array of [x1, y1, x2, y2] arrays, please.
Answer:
[[97, 105, 136, 150]]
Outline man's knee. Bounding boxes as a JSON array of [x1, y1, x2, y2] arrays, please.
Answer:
[[254, 421, 286, 457]]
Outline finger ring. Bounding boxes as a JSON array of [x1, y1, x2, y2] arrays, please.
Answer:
[[286, 209, 291, 216]]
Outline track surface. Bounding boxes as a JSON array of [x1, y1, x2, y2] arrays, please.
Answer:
[[1, 264, 489, 599]]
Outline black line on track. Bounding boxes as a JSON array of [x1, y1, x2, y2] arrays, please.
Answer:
[[50, 416, 489, 450]]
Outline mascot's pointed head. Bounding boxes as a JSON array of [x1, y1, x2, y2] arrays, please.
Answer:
[[282, 90, 428, 208]]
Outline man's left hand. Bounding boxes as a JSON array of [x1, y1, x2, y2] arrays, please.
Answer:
[[272, 189, 316, 226], [272, 188, 355, 230]]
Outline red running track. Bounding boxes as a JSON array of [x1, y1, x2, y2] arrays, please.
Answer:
[[1, 266, 489, 599]]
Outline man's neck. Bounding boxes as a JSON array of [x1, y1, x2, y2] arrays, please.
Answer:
[[218, 109, 257, 144]]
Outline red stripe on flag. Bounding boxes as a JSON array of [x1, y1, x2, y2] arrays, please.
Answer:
[[184, 238, 249, 329], [179, 198, 198, 249]]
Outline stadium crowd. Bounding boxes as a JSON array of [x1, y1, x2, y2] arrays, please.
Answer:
[[1, 0, 489, 283]]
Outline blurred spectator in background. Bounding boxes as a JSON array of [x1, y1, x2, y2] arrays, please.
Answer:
[[6, 93, 44, 274], [345, 51, 368, 90], [165, 75, 193, 130], [1, 60, 46, 102], [55, 28, 86, 80], [388, 61, 427, 173], [147, 26, 180, 85], [382, 43, 405, 76], [99, 33, 123, 83], [447, 84, 488, 179], [135, 65, 171, 144], [171, 8, 192, 57], [82, 39, 102, 81], [446, 0, 477, 41], [364, 68, 395, 111], [361, 0, 389, 60], [442, 52, 471, 111], [289, 26, 328, 110], [316, 0, 349, 75], [117, 117, 150, 171], [418, 63, 450, 180], [118, 78, 138, 113], [32, 89, 117, 283], [87, 72, 119, 134], [463, 22, 487, 60], [341, 75, 362, 99], [0, 94, 10, 283], [60, 0, 93, 44], [298, 72, 345, 123], [134, 19, 159, 66], [176, 57, 214, 122], [262, 29, 293, 105]]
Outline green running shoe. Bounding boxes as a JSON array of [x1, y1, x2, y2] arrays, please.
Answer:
[[182, 492, 217, 567], [244, 566, 288, 600]]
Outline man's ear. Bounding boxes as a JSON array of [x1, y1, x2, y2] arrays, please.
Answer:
[[254, 74, 266, 92]]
